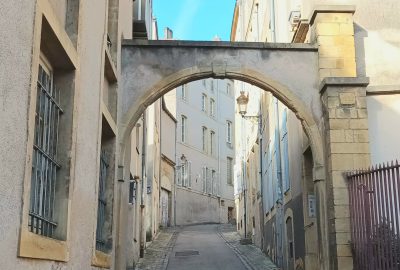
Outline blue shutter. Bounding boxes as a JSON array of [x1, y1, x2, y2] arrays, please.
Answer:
[[281, 109, 290, 192]]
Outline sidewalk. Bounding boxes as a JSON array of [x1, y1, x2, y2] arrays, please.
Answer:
[[135, 228, 178, 270], [218, 224, 280, 270]]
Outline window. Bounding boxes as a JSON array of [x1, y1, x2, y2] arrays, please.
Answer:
[[202, 126, 208, 152], [210, 98, 215, 117], [227, 83, 232, 96], [227, 157, 233, 185], [211, 169, 216, 195], [201, 94, 207, 112], [206, 167, 212, 194], [226, 120, 232, 144], [96, 150, 109, 252], [181, 161, 192, 187], [202, 79, 206, 87], [202, 167, 207, 193], [129, 176, 137, 204], [29, 62, 62, 239], [181, 163, 186, 186], [181, 84, 187, 100], [210, 130, 215, 155], [211, 80, 215, 92], [181, 115, 187, 143]]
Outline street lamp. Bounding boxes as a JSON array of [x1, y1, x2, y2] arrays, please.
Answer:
[[173, 154, 188, 227], [176, 154, 187, 168], [236, 91, 260, 120]]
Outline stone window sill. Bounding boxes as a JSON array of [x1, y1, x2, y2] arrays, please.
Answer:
[[92, 250, 111, 268], [18, 229, 68, 262]]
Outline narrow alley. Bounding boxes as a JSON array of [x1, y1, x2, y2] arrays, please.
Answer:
[[136, 224, 279, 270]]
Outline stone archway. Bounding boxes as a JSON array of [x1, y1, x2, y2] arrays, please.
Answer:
[[117, 40, 330, 270]]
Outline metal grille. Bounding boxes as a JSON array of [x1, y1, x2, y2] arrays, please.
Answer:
[[96, 150, 109, 252], [348, 161, 400, 270], [29, 64, 62, 238]]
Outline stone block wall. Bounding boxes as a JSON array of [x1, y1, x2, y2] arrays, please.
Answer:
[[311, 7, 357, 80], [321, 78, 370, 270]]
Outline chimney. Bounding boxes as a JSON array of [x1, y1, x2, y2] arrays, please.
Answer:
[[164, 27, 173, 40]]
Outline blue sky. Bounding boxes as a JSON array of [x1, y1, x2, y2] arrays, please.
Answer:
[[153, 0, 236, 41]]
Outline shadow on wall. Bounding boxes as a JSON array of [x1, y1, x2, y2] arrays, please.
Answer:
[[354, 23, 367, 78]]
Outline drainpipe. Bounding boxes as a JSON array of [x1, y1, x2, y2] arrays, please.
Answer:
[[159, 100, 162, 229], [217, 80, 221, 223], [140, 112, 147, 258], [173, 117, 177, 227]]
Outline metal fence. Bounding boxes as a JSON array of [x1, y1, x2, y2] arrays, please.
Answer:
[[347, 161, 400, 270]]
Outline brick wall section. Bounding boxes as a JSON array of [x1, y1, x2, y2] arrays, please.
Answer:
[[320, 77, 370, 270], [311, 7, 357, 80]]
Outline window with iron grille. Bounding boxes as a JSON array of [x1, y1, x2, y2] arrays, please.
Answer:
[[29, 63, 63, 239], [96, 150, 109, 252], [129, 175, 137, 204]]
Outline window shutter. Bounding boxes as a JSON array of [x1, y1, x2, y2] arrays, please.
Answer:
[[188, 161, 192, 188], [202, 167, 206, 193]]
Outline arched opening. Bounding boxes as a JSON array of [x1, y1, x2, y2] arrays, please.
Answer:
[[118, 67, 328, 269]]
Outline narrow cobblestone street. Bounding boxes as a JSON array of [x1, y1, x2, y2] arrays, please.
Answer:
[[135, 224, 278, 270]]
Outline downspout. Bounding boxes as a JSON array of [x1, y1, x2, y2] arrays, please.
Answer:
[[173, 112, 177, 227], [140, 113, 147, 258], [159, 100, 162, 228], [217, 80, 221, 224], [255, 1, 265, 250]]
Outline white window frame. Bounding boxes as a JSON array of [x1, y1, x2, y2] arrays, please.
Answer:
[[181, 84, 187, 100], [202, 126, 208, 152], [227, 83, 232, 96], [181, 115, 187, 143], [226, 120, 232, 144], [210, 98, 215, 117], [210, 130, 215, 156], [201, 93, 207, 112]]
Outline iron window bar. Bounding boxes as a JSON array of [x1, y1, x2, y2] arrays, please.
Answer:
[[29, 64, 62, 238], [96, 150, 109, 252]]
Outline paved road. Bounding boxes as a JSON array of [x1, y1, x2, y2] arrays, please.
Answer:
[[166, 224, 249, 270]]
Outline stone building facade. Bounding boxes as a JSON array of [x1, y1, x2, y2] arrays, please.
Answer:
[[164, 78, 236, 226], [231, 0, 400, 270], [0, 0, 160, 269]]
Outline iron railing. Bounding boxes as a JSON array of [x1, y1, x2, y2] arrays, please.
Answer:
[[347, 161, 400, 270], [96, 150, 109, 252], [29, 65, 62, 238]]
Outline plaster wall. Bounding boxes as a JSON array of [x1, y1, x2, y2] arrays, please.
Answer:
[[0, 1, 42, 269], [0, 0, 123, 268], [175, 188, 219, 225], [367, 94, 400, 164]]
